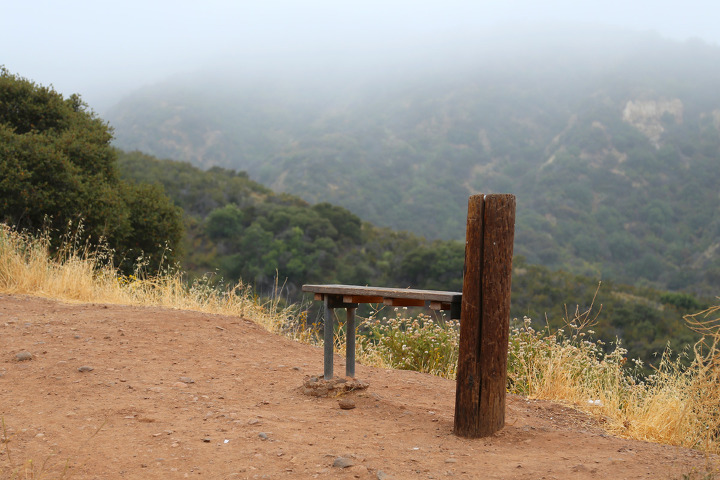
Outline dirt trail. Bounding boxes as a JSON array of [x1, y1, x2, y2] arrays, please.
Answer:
[[0, 294, 713, 479]]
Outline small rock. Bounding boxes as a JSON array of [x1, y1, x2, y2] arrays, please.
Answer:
[[179, 377, 195, 384], [338, 398, 356, 410], [445, 458, 457, 463], [77, 365, 94, 372], [350, 465, 369, 475], [332, 457, 354, 468], [172, 382, 188, 388], [15, 351, 32, 362], [377, 471, 391, 480], [202, 438, 211, 443], [258, 432, 268, 440]]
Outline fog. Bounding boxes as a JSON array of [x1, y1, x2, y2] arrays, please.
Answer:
[[3, 0, 719, 112]]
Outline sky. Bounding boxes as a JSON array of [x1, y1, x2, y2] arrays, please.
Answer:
[[2, 0, 719, 112]]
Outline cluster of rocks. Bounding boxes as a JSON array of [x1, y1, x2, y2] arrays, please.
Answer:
[[300, 375, 368, 397], [331, 455, 392, 479]]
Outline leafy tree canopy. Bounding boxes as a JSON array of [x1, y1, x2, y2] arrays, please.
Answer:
[[0, 68, 183, 272]]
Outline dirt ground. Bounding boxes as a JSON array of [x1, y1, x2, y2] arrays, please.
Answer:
[[0, 293, 715, 479]]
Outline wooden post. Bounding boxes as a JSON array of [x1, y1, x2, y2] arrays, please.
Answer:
[[454, 194, 515, 438]]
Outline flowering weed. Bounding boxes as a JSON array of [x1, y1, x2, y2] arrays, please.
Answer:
[[358, 308, 459, 378]]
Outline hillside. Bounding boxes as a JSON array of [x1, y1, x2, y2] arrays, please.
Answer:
[[0, 294, 711, 479], [106, 29, 720, 295], [117, 151, 705, 366]]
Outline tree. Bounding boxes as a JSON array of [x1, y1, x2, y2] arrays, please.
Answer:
[[0, 67, 183, 271]]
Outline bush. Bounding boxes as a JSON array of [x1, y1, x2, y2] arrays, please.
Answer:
[[359, 309, 459, 378], [0, 68, 183, 272]]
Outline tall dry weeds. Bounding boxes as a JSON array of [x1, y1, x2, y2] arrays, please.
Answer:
[[683, 305, 720, 452], [0, 224, 296, 336], [507, 292, 720, 455]]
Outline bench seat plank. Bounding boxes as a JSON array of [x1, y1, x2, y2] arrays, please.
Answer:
[[383, 298, 426, 307], [343, 295, 385, 304], [302, 284, 462, 304]]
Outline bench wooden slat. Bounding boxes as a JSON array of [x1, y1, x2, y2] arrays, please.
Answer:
[[383, 298, 426, 307], [302, 284, 461, 304], [343, 295, 385, 304]]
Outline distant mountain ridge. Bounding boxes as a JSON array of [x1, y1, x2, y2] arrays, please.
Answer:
[[106, 28, 720, 294]]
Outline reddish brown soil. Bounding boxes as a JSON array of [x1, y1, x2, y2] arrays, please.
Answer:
[[0, 294, 714, 479]]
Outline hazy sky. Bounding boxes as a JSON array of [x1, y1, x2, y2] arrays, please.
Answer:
[[2, 0, 718, 111]]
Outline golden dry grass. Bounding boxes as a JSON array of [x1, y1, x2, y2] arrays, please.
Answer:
[[0, 224, 294, 336], [506, 302, 720, 455]]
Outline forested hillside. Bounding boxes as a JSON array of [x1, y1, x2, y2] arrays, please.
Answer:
[[117, 150, 706, 366], [0, 68, 183, 272], [117, 150, 464, 297], [107, 30, 720, 295]]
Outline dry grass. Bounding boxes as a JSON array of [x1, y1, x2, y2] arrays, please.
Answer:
[[507, 295, 720, 455], [684, 305, 720, 452], [1, 416, 107, 480], [0, 224, 296, 336]]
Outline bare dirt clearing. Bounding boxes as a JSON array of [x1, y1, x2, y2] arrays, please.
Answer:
[[0, 294, 713, 479]]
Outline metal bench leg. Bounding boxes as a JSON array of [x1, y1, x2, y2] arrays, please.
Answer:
[[324, 296, 334, 380], [346, 307, 356, 378]]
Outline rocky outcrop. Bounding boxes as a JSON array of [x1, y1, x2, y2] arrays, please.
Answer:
[[622, 99, 683, 147]]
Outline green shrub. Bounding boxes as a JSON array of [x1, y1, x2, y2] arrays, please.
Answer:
[[359, 309, 459, 378]]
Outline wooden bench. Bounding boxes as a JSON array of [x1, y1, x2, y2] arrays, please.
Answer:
[[303, 194, 516, 438], [301, 284, 462, 379]]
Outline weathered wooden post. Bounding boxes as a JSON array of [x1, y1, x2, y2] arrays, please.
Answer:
[[454, 194, 515, 438]]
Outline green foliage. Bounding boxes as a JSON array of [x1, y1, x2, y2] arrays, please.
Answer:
[[117, 150, 452, 294], [359, 310, 460, 378], [119, 182, 184, 272], [311, 202, 361, 242], [661, 292, 703, 311], [116, 151, 708, 367], [0, 68, 183, 272], [206, 204, 247, 240]]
